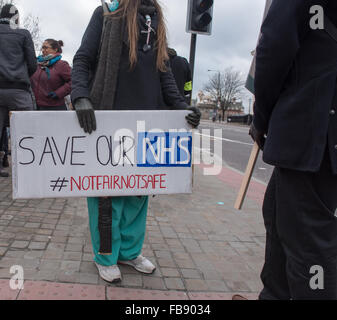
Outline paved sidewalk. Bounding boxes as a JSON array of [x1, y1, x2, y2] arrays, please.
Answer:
[[0, 164, 266, 300]]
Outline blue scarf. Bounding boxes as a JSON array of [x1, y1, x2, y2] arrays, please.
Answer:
[[37, 54, 62, 79]]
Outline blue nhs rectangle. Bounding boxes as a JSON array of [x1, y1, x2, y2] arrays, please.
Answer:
[[137, 132, 192, 167]]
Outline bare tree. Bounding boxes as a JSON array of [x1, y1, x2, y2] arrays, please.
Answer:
[[204, 67, 245, 119], [204, 71, 225, 104], [0, 0, 41, 50], [22, 13, 41, 51]]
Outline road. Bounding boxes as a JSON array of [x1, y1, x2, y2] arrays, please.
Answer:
[[197, 120, 274, 184]]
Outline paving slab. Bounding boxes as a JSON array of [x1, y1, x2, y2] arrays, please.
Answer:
[[107, 287, 189, 300], [17, 281, 105, 300], [0, 279, 20, 300]]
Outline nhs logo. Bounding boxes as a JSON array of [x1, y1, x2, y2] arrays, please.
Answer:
[[137, 132, 192, 167]]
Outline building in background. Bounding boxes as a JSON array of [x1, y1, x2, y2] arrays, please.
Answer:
[[196, 90, 245, 120]]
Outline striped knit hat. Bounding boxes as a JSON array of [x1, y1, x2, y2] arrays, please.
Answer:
[[0, 4, 19, 24]]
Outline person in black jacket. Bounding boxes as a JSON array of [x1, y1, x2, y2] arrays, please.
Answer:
[[0, 121, 9, 168], [168, 48, 192, 105], [0, 4, 37, 177], [71, 0, 201, 283], [249, 0, 337, 300]]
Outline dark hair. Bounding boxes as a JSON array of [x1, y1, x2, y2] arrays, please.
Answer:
[[45, 39, 64, 53], [0, 4, 19, 20]]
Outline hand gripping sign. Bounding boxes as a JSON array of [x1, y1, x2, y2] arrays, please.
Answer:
[[10, 110, 193, 199]]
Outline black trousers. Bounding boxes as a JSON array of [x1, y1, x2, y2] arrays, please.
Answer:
[[259, 150, 337, 300], [0, 125, 8, 156]]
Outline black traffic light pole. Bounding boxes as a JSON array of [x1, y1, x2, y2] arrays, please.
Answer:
[[189, 33, 197, 103], [186, 0, 214, 105]]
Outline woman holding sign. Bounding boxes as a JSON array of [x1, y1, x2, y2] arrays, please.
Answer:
[[71, 0, 201, 282]]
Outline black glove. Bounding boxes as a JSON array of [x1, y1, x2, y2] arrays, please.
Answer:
[[186, 106, 201, 128], [74, 98, 97, 134], [249, 122, 265, 150]]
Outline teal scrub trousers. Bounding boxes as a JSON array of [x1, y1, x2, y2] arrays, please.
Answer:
[[87, 196, 149, 266]]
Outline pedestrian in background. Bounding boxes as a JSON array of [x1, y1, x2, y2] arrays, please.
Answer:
[[168, 48, 192, 105], [71, 0, 201, 283], [249, 0, 337, 300], [31, 39, 71, 111], [0, 4, 37, 177], [0, 123, 9, 168]]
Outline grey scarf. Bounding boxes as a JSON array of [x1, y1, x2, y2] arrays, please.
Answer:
[[90, 8, 125, 110]]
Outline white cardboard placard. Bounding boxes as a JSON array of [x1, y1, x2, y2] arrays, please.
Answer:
[[11, 110, 193, 199]]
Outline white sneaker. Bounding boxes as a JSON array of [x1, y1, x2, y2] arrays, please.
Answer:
[[95, 262, 122, 282], [118, 255, 156, 274]]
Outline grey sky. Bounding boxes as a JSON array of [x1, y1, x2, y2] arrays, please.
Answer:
[[16, 0, 267, 111]]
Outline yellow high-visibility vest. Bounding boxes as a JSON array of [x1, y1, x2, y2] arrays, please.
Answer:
[[184, 81, 192, 92]]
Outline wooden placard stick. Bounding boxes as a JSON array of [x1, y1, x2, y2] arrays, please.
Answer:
[[234, 142, 260, 210]]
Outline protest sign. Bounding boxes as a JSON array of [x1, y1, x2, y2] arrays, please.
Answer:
[[11, 110, 193, 199]]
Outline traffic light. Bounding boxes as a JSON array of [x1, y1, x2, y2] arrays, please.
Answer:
[[186, 0, 214, 35]]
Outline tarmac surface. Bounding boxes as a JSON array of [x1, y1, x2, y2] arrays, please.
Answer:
[[0, 159, 267, 300], [199, 120, 273, 184]]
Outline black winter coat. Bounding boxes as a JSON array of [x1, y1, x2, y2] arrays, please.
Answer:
[[71, 6, 188, 110], [254, 0, 337, 174], [0, 22, 37, 91], [169, 49, 192, 98]]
